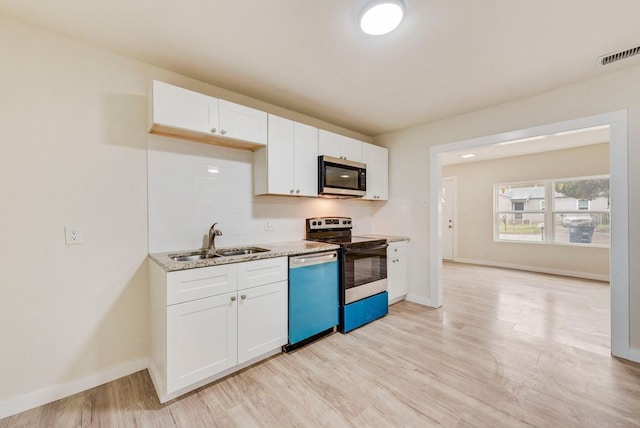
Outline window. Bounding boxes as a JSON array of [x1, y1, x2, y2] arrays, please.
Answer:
[[577, 199, 590, 210], [495, 183, 545, 242], [513, 202, 524, 220], [553, 177, 610, 245], [495, 175, 610, 246]]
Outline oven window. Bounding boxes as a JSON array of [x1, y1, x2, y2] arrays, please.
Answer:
[[325, 164, 360, 189], [344, 249, 387, 289]]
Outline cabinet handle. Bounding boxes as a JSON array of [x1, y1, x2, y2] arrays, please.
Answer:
[[290, 189, 294, 194], [296, 189, 300, 194], [221, 130, 227, 135], [394, 248, 398, 252], [230, 296, 236, 302], [210, 128, 217, 133], [241, 294, 247, 300]]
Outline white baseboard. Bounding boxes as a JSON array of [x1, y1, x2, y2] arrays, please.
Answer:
[[626, 347, 640, 364], [0, 358, 148, 420], [406, 293, 440, 308], [453, 257, 609, 282]]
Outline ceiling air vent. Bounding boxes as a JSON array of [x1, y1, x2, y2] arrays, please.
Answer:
[[598, 46, 640, 66]]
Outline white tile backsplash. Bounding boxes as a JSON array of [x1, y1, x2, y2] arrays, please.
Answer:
[[148, 135, 375, 253]]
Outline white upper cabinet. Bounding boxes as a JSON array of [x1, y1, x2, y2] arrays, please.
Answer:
[[218, 99, 267, 145], [293, 121, 320, 196], [149, 81, 267, 150], [253, 114, 318, 197], [152, 80, 219, 134], [362, 143, 389, 201], [318, 130, 362, 162]]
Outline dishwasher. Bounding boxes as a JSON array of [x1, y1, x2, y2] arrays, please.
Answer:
[[285, 251, 339, 351]]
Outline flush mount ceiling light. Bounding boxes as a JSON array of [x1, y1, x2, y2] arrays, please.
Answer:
[[359, 0, 405, 36]]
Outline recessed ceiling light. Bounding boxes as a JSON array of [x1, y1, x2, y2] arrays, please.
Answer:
[[360, 1, 405, 36], [460, 153, 475, 159]]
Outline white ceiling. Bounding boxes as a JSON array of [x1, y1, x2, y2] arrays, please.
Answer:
[[439, 126, 610, 166], [1, 1, 640, 136]]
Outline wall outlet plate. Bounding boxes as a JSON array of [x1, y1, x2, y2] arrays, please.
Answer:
[[65, 226, 83, 245], [264, 220, 275, 231]]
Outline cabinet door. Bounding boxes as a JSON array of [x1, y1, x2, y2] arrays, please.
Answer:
[[293, 122, 318, 196], [318, 130, 342, 159], [152, 80, 218, 134], [166, 293, 237, 393], [218, 99, 267, 145], [362, 143, 389, 201], [387, 242, 408, 304], [341, 135, 363, 162], [267, 114, 295, 195], [318, 130, 362, 162], [237, 281, 288, 364]]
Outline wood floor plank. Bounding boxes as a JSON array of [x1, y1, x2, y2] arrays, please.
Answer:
[[2, 262, 639, 427]]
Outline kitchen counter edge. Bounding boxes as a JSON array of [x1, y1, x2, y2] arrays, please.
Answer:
[[359, 234, 410, 243], [149, 240, 340, 272]]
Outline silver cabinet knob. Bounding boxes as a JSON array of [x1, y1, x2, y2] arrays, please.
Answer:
[[241, 294, 247, 300], [296, 189, 300, 194], [220, 130, 227, 135], [290, 189, 294, 194], [230, 296, 236, 302], [394, 248, 398, 252], [210, 128, 217, 133]]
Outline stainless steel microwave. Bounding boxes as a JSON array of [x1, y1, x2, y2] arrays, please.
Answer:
[[318, 155, 366, 197]]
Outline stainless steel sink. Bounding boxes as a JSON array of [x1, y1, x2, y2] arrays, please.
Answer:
[[168, 250, 221, 262], [169, 247, 270, 261], [215, 247, 270, 257]]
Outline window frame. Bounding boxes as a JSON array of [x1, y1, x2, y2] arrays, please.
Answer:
[[494, 174, 610, 247]]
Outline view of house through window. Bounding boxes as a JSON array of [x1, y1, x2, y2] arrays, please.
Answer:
[[495, 176, 610, 246]]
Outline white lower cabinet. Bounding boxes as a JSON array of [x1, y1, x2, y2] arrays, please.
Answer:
[[237, 281, 287, 364], [387, 241, 408, 304], [149, 257, 288, 403], [166, 292, 237, 393]]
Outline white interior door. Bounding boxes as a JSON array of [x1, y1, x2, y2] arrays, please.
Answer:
[[441, 177, 456, 261]]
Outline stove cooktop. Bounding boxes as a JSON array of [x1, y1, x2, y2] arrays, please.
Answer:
[[320, 236, 386, 245]]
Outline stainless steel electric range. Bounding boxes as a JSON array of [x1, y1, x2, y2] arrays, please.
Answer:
[[306, 217, 388, 332]]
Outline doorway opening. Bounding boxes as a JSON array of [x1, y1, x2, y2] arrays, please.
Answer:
[[429, 111, 630, 360]]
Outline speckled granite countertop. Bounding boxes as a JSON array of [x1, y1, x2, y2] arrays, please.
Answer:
[[358, 234, 410, 243], [149, 240, 340, 272]]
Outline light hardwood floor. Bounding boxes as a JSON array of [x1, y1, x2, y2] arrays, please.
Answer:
[[2, 262, 640, 427]]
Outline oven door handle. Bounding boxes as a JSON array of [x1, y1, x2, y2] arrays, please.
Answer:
[[343, 243, 388, 254]]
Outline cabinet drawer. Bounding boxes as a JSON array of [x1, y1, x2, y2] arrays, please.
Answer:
[[238, 257, 288, 290], [167, 264, 238, 305], [388, 242, 407, 257]]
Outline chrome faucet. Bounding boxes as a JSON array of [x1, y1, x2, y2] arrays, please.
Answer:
[[208, 223, 223, 254]]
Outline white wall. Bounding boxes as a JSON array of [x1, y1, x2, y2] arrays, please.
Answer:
[[373, 64, 640, 350], [441, 144, 610, 279], [0, 15, 374, 417], [148, 136, 373, 253]]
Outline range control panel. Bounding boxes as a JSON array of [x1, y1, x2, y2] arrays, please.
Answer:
[[306, 217, 352, 231]]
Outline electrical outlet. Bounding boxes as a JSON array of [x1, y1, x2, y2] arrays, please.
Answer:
[[264, 220, 275, 231], [65, 226, 83, 245]]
